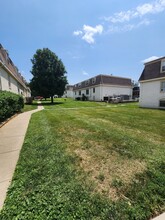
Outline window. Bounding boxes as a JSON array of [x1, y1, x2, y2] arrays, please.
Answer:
[[75, 92, 76, 95], [8, 74, 11, 89], [161, 60, 165, 72], [17, 82, 20, 94], [79, 90, 81, 96], [93, 87, 95, 93], [92, 77, 96, 84], [85, 80, 90, 86], [78, 83, 81, 87], [160, 99, 165, 107], [86, 89, 89, 95], [160, 81, 165, 92]]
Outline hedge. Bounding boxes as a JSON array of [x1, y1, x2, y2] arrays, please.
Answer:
[[0, 91, 24, 122]]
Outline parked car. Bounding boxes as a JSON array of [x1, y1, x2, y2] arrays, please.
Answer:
[[111, 96, 122, 103], [34, 96, 44, 100]]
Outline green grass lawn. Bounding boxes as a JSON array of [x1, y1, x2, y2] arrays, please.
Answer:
[[0, 101, 165, 219], [22, 103, 38, 112], [41, 98, 108, 109]]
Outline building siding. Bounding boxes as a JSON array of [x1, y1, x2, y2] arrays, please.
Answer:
[[0, 66, 30, 96], [0, 44, 31, 97], [73, 74, 132, 101], [0, 67, 9, 91], [139, 57, 165, 109], [139, 79, 165, 108], [102, 85, 132, 99], [73, 84, 132, 101]]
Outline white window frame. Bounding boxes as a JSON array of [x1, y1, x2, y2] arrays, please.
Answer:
[[160, 59, 165, 73], [160, 81, 165, 92], [8, 74, 11, 89], [92, 77, 96, 84], [85, 80, 90, 86], [160, 99, 165, 107]]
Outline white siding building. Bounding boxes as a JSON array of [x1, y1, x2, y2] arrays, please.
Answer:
[[0, 44, 31, 97], [63, 85, 74, 98], [139, 57, 165, 109], [73, 74, 132, 101]]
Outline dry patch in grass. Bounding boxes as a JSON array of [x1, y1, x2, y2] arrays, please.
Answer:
[[74, 144, 146, 201], [60, 118, 147, 200], [62, 126, 146, 200]]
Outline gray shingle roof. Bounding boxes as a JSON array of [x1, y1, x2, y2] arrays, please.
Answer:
[[0, 44, 27, 88], [139, 57, 165, 81], [73, 74, 132, 90]]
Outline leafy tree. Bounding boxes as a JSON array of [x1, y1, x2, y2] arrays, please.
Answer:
[[30, 48, 67, 103]]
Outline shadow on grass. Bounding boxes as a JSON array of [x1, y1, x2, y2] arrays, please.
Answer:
[[42, 102, 64, 106], [31, 102, 64, 106]]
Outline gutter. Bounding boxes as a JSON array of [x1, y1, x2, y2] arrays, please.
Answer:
[[139, 76, 165, 83]]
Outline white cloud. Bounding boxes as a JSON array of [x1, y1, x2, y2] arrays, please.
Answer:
[[108, 19, 151, 33], [73, 30, 83, 36], [104, 10, 136, 23], [137, 19, 151, 26], [82, 25, 103, 44], [82, 70, 89, 76], [74, 0, 165, 41], [104, 0, 165, 23], [73, 24, 103, 44], [142, 56, 160, 63], [136, 1, 165, 15], [136, 3, 154, 16]]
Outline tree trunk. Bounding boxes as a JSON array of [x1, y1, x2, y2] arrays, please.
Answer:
[[51, 96, 54, 104]]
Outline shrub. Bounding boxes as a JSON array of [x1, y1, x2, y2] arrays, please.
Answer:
[[82, 94, 88, 101], [75, 97, 81, 101], [0, 91, 24, 122]]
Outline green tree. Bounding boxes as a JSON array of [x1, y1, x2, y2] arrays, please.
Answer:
[[30, 48, 67, 103]]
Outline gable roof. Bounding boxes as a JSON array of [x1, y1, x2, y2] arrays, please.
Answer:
[[73, 74, 132, 90], [139, 56, 165, 81], [0, 44, 27, 88]]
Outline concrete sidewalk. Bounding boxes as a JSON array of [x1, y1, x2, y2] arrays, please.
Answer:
[[152, 213, 165, 220], [0, 105, 44, 209]]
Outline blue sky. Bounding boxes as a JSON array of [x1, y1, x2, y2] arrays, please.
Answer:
[[1, 0, 165, 85]]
